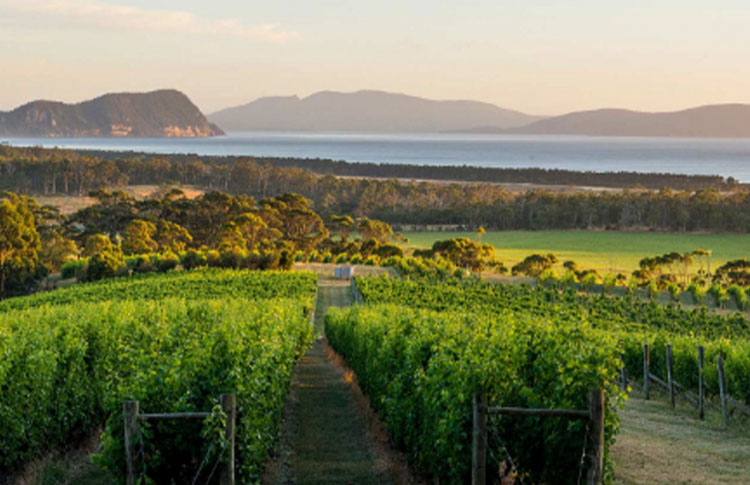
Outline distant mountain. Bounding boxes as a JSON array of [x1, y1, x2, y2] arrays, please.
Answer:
[[208, 90, 544, 132], [0, 90, 223, 137], [508, 104, 750, 138]]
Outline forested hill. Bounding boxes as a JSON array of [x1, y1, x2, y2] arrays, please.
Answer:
[[208, 90, 543, 132], [506, 104, 750, 138], [0, 90, 224, 138]]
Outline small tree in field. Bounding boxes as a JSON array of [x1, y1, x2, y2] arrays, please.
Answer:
[[82, 234, 115, 258], [426, 237, 500, 273], [511, 253, 558, 277], [357, 218, 393, 244], [86, 248, 126, 281], [122, 219, 158, 255], [80, 234, 125, 281], [713, 259, 750, 286]]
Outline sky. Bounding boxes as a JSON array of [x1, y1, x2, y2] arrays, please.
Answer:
[[1, 0, 750, 116]]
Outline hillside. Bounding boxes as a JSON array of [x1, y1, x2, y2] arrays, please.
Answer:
[[208, 90, 544, 132], [507, 104, 750, 138], [0, 89, 224, 137]]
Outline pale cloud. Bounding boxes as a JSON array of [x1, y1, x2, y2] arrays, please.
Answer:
[[0, 0, 298, 41]]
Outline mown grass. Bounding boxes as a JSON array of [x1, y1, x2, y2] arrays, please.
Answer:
[[405, 230, 750, 274], [613, 388, 750, 485]]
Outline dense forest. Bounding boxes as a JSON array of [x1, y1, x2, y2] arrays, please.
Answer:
[[3, 145, 750, 232]]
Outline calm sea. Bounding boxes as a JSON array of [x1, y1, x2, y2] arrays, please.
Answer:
[[5, 132, 750, 182]]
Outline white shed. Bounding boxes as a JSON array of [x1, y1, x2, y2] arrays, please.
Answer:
[[334, 266, 355, 279]]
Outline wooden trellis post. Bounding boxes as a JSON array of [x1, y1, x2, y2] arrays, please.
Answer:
[[124, 394, 236, 485], [666, 344, 675, 408], [471, 392, 488, 485], [220, 393, 236, 485], [123, 400, 140, 485], [586, 390, 605, 485], [718, 356, 728, 427], [643, 343, 650, 400], [698, 346, 705, 420], [472, 389, 604, 485]]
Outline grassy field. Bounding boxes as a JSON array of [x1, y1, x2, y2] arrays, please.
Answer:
[[405, 230, 750, 274]]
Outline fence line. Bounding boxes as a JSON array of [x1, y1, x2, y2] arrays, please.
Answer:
[[471, 389, 604, 485], [124, 393, 236, 485], [641, 343, 749, 425]]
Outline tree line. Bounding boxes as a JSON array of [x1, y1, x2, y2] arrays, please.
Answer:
[[3, 145, 750, 232], [67, 146, 742, 191]]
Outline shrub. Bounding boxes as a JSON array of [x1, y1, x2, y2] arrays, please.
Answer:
[[155, 252, 180, 273], [180, 249, 207, 270], [85, 248, 126, 282], [707, 283, 728, 308], [668, 283, 682, 302], [376, 243, 403, 258], [205, 250, 221, 267], [258, 250, 281, 270], [728, 285, 748, 311], [581, 272, 601, 292], [379, 255, 401, 267], [278, 249, 294, 271], [561, 270, 578, 287], [60, 260, 83, 280], [127, 254, 154, 274], [603, 274, 617, 294], [219, 247, 244, 269], [687, 282, 705, 304], [539, 269, 559, 287]]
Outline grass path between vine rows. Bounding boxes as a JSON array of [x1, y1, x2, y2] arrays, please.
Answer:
[[263, 266, 412, 484]]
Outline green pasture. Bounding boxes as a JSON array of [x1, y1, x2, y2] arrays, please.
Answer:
[[404, 231, 750, 274]]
